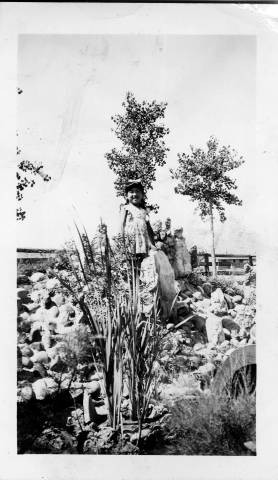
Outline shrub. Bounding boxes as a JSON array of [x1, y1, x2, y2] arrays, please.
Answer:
[[163, 392, 255, 455], [207, 276, 244, 296]]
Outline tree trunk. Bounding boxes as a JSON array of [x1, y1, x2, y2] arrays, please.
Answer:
[[209, 201, 217, 277]]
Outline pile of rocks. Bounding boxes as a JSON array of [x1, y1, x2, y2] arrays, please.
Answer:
[[157, 267, 256, 397], [17, 264, 256, 453]]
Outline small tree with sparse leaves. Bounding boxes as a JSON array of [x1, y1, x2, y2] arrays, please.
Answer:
[[170, 136, 244, 276], [17, 87, 51, 221], [105, 92, 169, 211]]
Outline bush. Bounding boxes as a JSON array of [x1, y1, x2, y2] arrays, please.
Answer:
[[17, 259, 54, 278], [163, 392, 255, 455], [206, 276, 244, 296]]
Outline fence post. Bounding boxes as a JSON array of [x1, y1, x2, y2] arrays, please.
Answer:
[[204, 253, 210, 276]]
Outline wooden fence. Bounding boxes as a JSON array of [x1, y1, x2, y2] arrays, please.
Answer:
[[197, 253, 256, 276], [17, 248, 256, 275]]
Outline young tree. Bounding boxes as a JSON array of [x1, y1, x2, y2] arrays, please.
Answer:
[[105, 92, 169, 210], [17, 88, 51, 221], [170, 136, 244, 277]]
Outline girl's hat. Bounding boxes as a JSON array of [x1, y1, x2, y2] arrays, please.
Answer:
[[125, 179, 144, 194]]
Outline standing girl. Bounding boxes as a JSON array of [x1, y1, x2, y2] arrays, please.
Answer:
[[120, 179, 156, 269]]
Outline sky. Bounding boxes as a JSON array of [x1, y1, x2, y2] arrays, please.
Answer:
[[17, 34, 256, 253]]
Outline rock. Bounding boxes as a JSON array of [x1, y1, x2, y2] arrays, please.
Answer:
[[59, 373, 73, 389], [222, 316, 240, 332], [206, 312, 225, 346], [193, 343, 204, 352], [17, 287, 31, 301], [32, 379, 48, 400], [83, 390, 98, 424], [234, 304, 245, 313], [46, 278, 60, 291], [130, 428, 151, 444], [21, 346, 33, 357], [25, 302, 40, 313], [225, 288, 235, 296], [197, 286, 205, 296], [193, 315, 206, 334], [95, 404, 108, 416], [193, 291, 203, 301], [197, 298, 211, 311], [166, 323, 175, 330], [20, 384, 34, 401], [176, 302, 190, 316], [223, 328, 231, 337], [44, 377, 59, 395], [224, 293, 234, 309], [49, 355, 68, 373], [202, 282, 212, 296], [17, 274, 30, 285], [189, 355, 202, 368], [197, 362, 216, 375], [18, 312, 30, 323], [88, 372, 103, 381], [233, 295, 242, 304], [31, 351, 49, 364], [21, 356, 34, 369], [30, 342, 44, 352], [211, 288, 226, 308], [84, 381, 101, 397], [33, 362, 47, 378], [244, 441, 256, 453], [250, 324, 256, 342], [30, 272, 46, 283], [31, 427, 76, 453]]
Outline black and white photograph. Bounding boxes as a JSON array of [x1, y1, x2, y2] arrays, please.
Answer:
[[1, 1, 278, 478]]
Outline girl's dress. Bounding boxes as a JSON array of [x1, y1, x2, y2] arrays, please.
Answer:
[[123, 203, 151, 255]]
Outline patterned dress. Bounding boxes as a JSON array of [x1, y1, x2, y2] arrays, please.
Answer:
[[123, 203, 151, 255]]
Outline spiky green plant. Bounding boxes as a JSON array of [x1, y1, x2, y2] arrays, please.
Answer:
[[51, 223, 163, 439]]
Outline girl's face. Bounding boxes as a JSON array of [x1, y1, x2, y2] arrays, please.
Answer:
[[127, 187, 143, 206]]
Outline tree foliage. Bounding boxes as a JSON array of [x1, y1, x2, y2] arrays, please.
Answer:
[[17, 88, 51, 221], [105, 92, 169, 210], [16, 147, 51, 221], [170, 136, 244, 222]]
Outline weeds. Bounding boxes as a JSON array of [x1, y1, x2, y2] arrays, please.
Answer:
[[164, 391, 255, 455]]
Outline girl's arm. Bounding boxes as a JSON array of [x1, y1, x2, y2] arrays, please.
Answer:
[[146, 220, 156, 247], [119, 205, 128, 235]]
